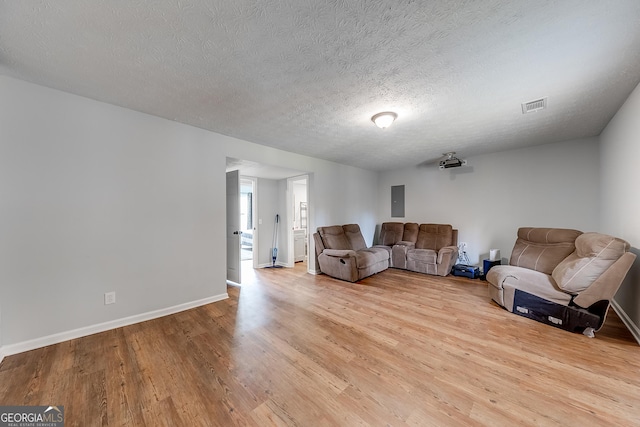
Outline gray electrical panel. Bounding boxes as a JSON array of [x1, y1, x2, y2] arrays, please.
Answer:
[[391, 185, 405, 218]]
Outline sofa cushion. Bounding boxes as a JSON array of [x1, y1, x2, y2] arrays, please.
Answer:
[[318, 225, 351, 250], [403, 223, 420, 243], [371, 245, 392, 258], [355, 247, 390, 267], [343, 224, 367, 251], [517, 227, 583, 244], [379, 222, 405, 246], [415, 224, 453, 250], [407, 249, 437, 264], [406, 248, 439, 275], [552, 233, 630, 294], [509, 227, 582, 275], [487, 265, 572, 311]]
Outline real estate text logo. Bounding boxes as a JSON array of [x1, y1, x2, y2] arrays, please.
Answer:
[[0, 406, 64, 427]]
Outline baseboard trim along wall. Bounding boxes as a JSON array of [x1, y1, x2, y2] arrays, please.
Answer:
[[611, 300, 640, 345], [0, 293, 229, 360]]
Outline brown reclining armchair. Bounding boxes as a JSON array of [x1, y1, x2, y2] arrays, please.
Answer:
[[487, 227, 636, 336], [314, 224, 389, 282]]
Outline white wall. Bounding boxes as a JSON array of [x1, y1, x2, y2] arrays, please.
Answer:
[[0, 76, 380, 352], [0, 76, 227, 347], [255, 178, 280, 267], [600, 81, 640, 335], [377, 138, 601, 264]]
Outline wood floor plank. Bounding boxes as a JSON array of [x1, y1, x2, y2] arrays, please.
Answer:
[[1, 262, 639, 426]]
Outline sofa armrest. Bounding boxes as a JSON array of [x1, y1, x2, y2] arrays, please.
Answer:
[[437, 245, 458, 263], [313, 232, 325, 268], [391, 242, 414, 269], [573, 252, 636, 310], [322, 249, 357, 257], [435, 245, 459, 276]]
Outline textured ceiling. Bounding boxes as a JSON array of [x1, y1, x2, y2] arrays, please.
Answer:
[[2, 1, 640, 171]]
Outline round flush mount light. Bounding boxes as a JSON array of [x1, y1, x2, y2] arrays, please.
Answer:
[[371, 111, 397, 129]]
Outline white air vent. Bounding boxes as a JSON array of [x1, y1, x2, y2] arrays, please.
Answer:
[[521, 97, 547, 114]]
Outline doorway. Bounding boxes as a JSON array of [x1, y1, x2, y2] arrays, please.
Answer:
[[226, 157, 312, 279], [287, 175, 309, 269], [240, 177, 257, 266]]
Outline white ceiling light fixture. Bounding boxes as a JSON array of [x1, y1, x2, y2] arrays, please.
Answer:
[[371, 112, 398, 129]]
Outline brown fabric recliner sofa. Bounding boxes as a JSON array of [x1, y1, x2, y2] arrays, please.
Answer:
[[376, 222, 458, 276], [487, 227, 636, 335], [314, 224, 389, 282]]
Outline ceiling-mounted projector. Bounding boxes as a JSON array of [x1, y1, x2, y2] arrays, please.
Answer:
[[439, 152, 467, 169]]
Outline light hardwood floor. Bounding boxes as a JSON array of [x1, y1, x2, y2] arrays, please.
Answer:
[[1, 262, 639, 426]]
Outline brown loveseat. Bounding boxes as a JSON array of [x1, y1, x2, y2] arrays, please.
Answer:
[[376, 222, 458, 276], [487, 227, 636, 335], [314, 224, 389, 282]]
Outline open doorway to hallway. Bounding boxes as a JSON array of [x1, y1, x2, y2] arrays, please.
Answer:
[[288, 175, 309, 270], [226, 157, 311, 281], [240, 177, 256, 264]]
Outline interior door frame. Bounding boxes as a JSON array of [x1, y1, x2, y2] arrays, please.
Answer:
[[240, 176, 259, 270], [226, 170, 241, 285], [286, 174, 310, 270]]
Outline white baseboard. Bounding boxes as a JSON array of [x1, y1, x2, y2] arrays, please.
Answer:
[[611, 300, 640, 345], [0, 293, 228, 359]]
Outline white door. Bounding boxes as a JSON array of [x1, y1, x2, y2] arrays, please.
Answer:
[[226, 170, 241, 284]]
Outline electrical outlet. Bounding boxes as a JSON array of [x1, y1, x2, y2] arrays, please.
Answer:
[[104, 291, 116, 305]]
